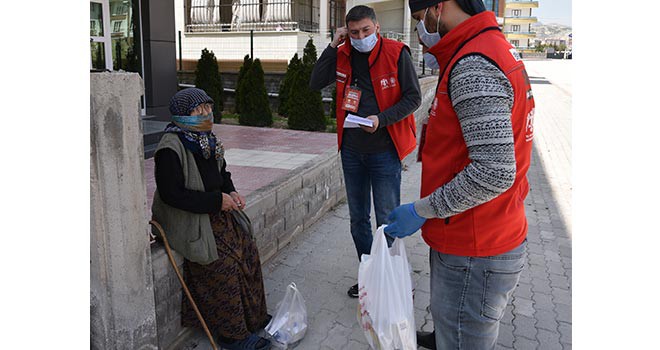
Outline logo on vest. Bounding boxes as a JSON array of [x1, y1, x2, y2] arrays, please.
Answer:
[[525, 108, 535, 142], [509, 48, 522, 62], [380, 78, 389, 89], [379, 77, 397, 90]]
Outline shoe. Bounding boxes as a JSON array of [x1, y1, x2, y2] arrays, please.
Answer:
[[417, 330, 436, 350], [218, 333, 271, 350], [347, 283, 359, 298]]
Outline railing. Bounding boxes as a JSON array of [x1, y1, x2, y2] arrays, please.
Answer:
[[185, 0, 320, 33]]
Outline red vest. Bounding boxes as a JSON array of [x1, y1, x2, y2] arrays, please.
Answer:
[[421, 12, 535, 257], [335, 36, 417, 160]]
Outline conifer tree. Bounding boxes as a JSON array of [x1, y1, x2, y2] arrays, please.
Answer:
[[287, 39, 326, 131], [235, 54, 252, 114], [278, 53, 302, 116], [194, 48, 223, 123], [238, 58, 273, 127]]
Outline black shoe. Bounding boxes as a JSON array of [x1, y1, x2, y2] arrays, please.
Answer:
[[417, 330, 436, 350], [347, 283, 359, 298]]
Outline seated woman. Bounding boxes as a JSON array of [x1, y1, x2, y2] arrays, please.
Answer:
[[151, 88, 271, 350]]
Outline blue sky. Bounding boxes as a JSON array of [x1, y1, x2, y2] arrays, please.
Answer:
[[534, 0, 572, 26]]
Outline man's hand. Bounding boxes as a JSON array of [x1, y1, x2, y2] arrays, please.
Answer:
[[384, 203, 427, 238], [331, 27, 348, 48], [221, 193, 239, 211], [230, 191, 246, 209], [359, 115, 380, 133]]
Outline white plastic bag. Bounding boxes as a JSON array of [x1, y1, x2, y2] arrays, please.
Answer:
[[265, 282, 308, 348], [357, 225, 416, 350]]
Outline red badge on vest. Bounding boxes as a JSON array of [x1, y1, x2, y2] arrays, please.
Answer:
[[343, 87, 362, 112]]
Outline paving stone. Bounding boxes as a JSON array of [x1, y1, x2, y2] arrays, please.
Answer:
[[557, 321, 572, 346], [536, 328, 562, 350], [534, 309, 559, 332], [513, 297, 536, 318], [513, 315, 538, 339], [532, 292, 555, 311], [555, 303, 572, 324], [513, 337, 540, 349], [498, 323, 515, 348]]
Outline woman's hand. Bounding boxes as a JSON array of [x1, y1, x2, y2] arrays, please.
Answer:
[[221, 193, 239, 211], [229, 191, 246, 209]]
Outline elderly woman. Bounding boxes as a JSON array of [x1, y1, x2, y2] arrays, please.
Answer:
[[151, 88, 271, 350]]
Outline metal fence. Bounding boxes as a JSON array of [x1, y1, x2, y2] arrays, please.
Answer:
[[185, 0, 320, 32]]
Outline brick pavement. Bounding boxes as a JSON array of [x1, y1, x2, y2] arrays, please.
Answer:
[[177, 60, 572, 349]]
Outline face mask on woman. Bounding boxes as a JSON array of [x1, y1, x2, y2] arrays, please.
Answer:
[[351, 32, 379, 53]]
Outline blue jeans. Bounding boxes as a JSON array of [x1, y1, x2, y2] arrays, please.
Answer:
[[430, 241, 527, 349], [340, 147, 401, 260]]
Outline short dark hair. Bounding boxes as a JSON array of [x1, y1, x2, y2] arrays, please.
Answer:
[[345, 5, 377, 25]]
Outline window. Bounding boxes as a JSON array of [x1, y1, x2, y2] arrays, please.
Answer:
[[329, 0, 346, 33], [511, 24, 520, 32], [112, 20, 123, 33], [512, 9, 521, 17], [510, 40, 520, 47]]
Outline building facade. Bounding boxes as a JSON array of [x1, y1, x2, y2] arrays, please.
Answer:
[[502, 0, 538, 51], [90, 0, 178, 122]]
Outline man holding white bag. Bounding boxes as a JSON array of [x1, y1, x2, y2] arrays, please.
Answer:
[[385, 0, 535, 349]]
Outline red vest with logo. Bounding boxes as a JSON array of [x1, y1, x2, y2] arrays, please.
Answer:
[[335, 36, 417, 160], [421, 12, 535, 257]]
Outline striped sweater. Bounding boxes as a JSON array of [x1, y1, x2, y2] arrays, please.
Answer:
[[414, 54, 516, 219]]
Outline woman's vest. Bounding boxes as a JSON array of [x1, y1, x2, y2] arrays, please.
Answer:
[[421, 11, 535, 257], [335, 36, 417, 160]]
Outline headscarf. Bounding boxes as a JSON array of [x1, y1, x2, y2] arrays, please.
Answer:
[[165, 88, 224, 160], [409, 0, 486, 16]]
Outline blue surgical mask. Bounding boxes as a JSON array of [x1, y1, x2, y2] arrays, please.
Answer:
[[416, 8, 441, 48], [172, 112, 214, 132], [351, 32, 378, 53], [423, 52, 440, 70]]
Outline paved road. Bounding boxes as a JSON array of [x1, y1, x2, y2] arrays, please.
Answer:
[[180, 59, 572, 350]]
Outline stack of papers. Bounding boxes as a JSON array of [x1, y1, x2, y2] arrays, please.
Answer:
[[344, 114, 374, 128]]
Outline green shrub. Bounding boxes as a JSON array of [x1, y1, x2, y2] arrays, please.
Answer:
[[287, 39, 326, 131], [278, 53, 302, 116], [238, 58, 273, 127], [194, 48, 223, 123], [235, 54, 252, 114]]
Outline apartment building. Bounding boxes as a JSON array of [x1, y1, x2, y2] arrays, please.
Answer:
[[503, 0, 538, 51]]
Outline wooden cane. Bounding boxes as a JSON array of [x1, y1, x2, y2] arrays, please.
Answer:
[[149, 220, 219, 350]]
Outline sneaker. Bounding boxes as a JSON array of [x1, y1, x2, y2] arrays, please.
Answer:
[[417, 330, 436, 349], [347, 283, 359, 298]]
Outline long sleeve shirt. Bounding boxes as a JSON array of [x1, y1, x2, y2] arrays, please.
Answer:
[[154, 148, 236, 214], [414, 54, 517, 219], [310, 43, 421, 154]]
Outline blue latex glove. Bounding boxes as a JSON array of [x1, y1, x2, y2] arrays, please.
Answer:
[[384, 203, 427, 238]]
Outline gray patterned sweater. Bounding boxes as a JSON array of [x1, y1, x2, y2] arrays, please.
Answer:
[[414, 54, 516, 219]]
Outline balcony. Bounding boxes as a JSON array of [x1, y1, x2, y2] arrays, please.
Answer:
[[185, 0, 319, 33], [505, 1, 539, 9], [504, 31, 537, 39], [505, 16, 538, 24]]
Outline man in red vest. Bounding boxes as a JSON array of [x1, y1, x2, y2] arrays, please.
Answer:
[[310, 5, 421, 298], [385, 0, 536, 348]]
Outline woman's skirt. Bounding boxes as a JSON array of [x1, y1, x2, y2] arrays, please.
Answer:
[[181, 211, 269, 340]]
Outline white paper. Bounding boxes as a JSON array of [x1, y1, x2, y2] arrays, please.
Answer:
[[345, 114, 374, 127]]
